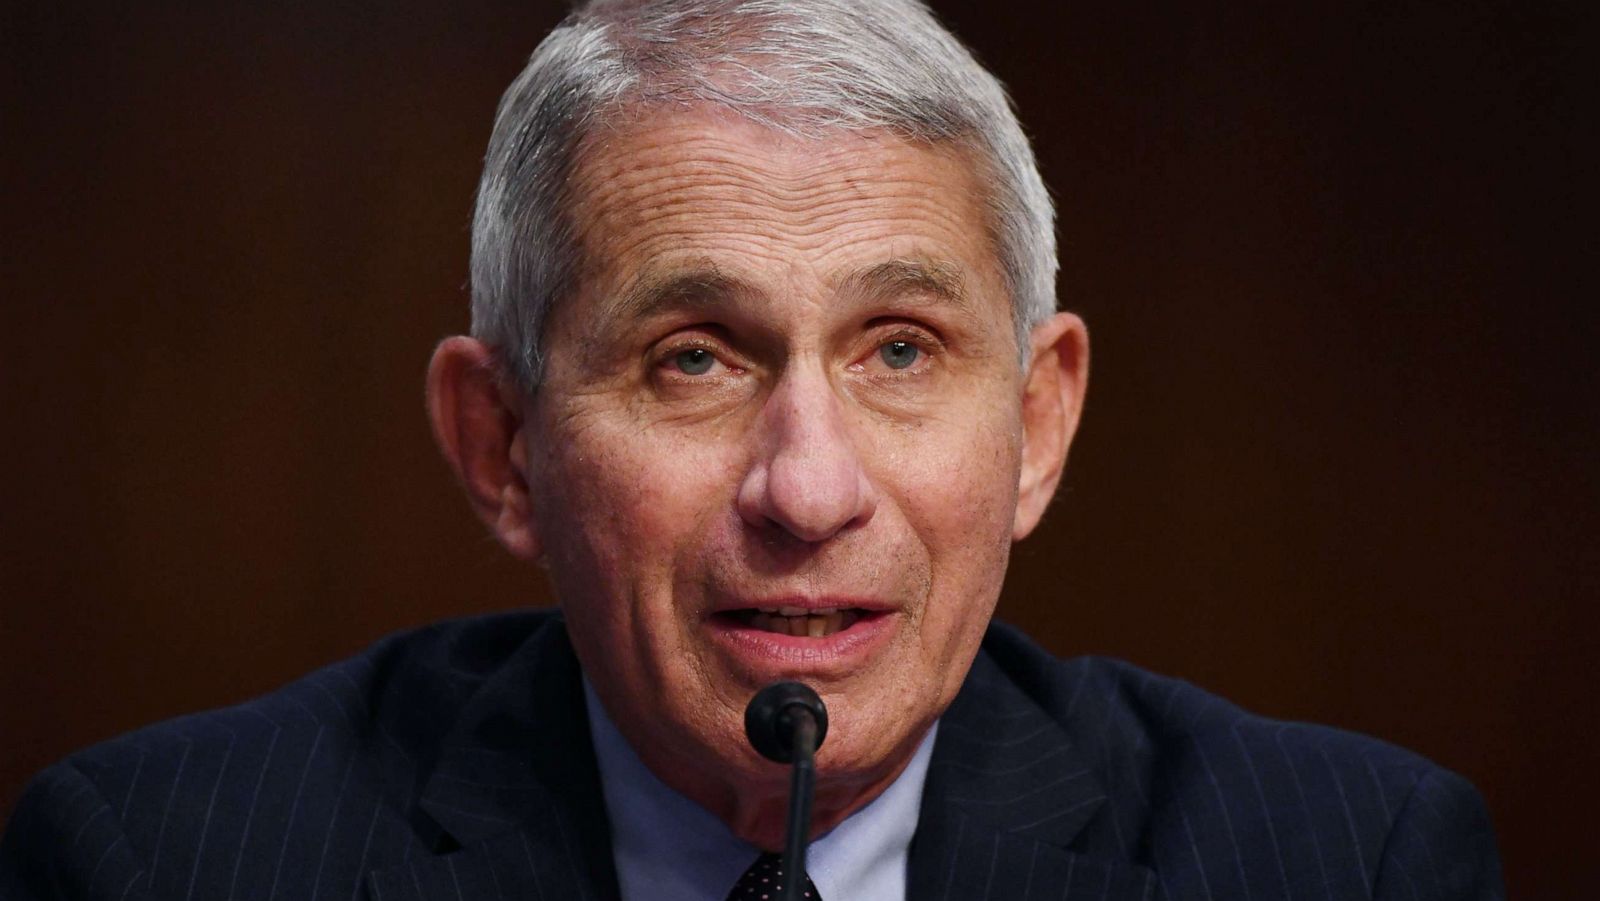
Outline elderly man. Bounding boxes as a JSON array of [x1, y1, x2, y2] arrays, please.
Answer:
[[1, 1, 1501, 899]]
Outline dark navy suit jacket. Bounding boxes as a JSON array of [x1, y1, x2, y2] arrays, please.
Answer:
[[2, 611, 1502, 900]]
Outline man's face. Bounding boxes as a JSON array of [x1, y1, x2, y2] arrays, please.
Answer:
[[523, 110, 1039, 809]]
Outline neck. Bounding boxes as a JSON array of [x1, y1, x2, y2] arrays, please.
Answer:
[[714, 754, 916, 850], [635, 712, 937, 850], [583, 680, 933, 851]]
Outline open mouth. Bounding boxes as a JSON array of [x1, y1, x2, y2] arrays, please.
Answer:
[[717, 606, 868, 638]]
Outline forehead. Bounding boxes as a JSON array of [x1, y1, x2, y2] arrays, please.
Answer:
[[565, 107, 1008, 316]]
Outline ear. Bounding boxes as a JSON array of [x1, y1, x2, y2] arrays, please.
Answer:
[[425, 336, 543, 561], [1013, 312, 1089, 541]]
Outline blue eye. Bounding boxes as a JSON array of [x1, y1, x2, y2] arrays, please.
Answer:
[[673, 348, 716, 375], [879, 340, 920, 370]]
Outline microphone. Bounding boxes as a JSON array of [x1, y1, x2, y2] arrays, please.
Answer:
[[744, 682, 829, 901]]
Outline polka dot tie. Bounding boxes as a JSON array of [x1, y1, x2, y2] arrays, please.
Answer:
[[724, 852, 821, 901]]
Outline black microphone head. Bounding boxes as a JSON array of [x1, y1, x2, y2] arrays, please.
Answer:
[[744, 681, 829, 764]]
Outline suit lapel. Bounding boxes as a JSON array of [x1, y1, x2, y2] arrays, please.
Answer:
[[366, 618, 620, 901], [909, 646, 1161, 901], [365, 617, 1159, 901]]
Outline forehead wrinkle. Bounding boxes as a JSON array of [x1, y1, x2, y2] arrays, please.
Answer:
[[566, 112, 1012, 352], [577, 115, 978, 226]]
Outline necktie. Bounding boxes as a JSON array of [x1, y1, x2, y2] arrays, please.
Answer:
[[725, 852, 821, 901]]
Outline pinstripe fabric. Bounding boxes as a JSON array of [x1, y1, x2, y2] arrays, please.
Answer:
[[1, 612, 1502, 900], [906, 624, 1503, 900]]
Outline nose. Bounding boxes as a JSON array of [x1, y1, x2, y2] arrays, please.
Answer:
[[736, 367, 877, 543]]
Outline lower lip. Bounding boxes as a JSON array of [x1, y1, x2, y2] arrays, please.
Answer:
[[703, 611, 897, 678]]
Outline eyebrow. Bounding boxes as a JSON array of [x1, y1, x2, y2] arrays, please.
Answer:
[[836, 258, 972, 315], [596, 261, 746, 331], [592, 255, 974, 336]]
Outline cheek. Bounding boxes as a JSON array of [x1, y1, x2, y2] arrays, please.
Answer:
[[878, 411, 1022, 634], [888, 397, 1022, 536], [536, 412, 741, 597], [534, 415, 748, 705]]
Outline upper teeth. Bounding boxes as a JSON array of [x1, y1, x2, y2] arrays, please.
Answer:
[[745, 608, 860, 637]]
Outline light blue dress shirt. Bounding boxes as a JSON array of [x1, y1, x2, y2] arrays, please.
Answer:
[[584, 680, 937, 901]]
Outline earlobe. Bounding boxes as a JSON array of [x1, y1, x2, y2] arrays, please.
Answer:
[[1012, 312, 1089, 541], [425, 337, 544, 561]]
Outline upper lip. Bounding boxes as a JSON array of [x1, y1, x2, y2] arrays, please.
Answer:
[[708, 595, 897, 615]]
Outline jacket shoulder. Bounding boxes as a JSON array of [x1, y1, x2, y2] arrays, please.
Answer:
[[983, 621, 1456, 789], [1, 609, 559, 900], [979, 622, 1502, 899], [62, 608, 554, 795]]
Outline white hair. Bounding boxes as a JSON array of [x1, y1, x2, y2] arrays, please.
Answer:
[[471, 0, 1057, 389]]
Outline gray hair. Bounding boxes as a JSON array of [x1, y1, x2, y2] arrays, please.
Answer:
[[471, 0, 1057, 390]]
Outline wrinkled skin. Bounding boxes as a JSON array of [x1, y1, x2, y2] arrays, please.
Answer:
[[427, 108, 1088, 849]]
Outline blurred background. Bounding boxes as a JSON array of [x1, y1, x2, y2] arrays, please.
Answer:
[[2, 0, 1592, 894]]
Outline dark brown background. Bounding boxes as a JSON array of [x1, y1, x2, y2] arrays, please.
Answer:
[[2, 0, 1592, 895]]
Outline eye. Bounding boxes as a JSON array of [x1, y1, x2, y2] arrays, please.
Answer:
[[672, 347, 717, 375], [878, 340, 921, 370]]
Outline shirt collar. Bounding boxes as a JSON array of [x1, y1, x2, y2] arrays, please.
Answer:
[[584, 678, 936, 901], [806, 720, 937, 901]]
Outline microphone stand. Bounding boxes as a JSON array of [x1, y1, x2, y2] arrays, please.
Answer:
[[744, 682, 830, 901], [780, 708, 818, 901]]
